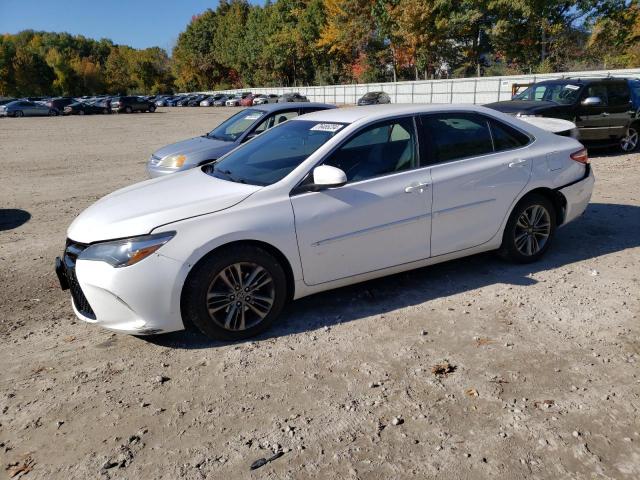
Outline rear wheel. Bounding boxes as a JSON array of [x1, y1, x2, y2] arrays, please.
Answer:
[[182, 245, 287, 341], [78, 109, 85, 115], [103, 108, 109, 114], [499, 194, 556, 263], [620, 125, 639, 152], [48, 109, 58, 116], [125, 106, 132, 114]]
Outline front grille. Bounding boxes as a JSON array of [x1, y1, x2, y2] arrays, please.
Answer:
[[63, 240, 96, 319]]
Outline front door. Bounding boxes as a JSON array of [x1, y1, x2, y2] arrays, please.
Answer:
[[576, 83, 611, 141], [291, 117, 432, 285]]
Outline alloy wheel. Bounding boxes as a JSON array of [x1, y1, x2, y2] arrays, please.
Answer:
[[620, 127, 638, 152], [205, 262, 275, 331], [514, 205, 551, 256]]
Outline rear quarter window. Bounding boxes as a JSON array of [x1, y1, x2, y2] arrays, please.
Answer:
[[489, 119, 531, 151]]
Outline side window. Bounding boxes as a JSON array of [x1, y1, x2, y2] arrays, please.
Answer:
[[607, 83, 631, 107], [532, 86, 547, 101], [489, 119, 531, 151], [420, 113, 493, 163], [584, 84, 608, 104], [253, 110, 298, 134], [324, 117, 417, 182]]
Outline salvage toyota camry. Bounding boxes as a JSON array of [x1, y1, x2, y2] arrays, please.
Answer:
[[55, 105, 594, 340]]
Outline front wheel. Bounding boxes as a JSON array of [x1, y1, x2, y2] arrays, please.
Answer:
[[125, 106, 132, 113], [620, 125, 639, 152], [182, 245, 288, 340], [78, 109, 85, 115], [14, 110, 24, 118], [148, 105, 156, 113], [499, 194, 556, 263], [48, 109, 58, 116]]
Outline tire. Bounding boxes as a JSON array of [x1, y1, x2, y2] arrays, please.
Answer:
[[182, 245, 288, 341], [78, 109, 85, 115], [499, 193, 556, 263], [125, 106, 132, 114], [148, 105, 156, 113], [14, 110, 24, 118], [620, 125, 639, 153], [49, 109, 58, 116], [103, 108, 109, 114]]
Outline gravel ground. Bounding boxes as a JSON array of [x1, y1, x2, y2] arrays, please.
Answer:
[[1, 108, 639, 480]]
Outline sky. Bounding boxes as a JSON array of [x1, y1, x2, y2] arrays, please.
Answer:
[[0, 0, 230, 52]]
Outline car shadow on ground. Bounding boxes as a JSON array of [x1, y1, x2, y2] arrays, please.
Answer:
[[143, 202, 640, 350], [0, 209, 31, 231]]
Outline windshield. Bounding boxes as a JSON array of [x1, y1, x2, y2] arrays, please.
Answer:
[[206, 120, 346, 186], [514, 82, 582, 104], [206, 109, 266, 142], [362, 92, 380, 99]]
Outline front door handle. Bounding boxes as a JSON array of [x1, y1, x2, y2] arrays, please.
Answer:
[[601, 112, 610, 117], [405, 182, 430, 193], [508, 159, 528, 168]]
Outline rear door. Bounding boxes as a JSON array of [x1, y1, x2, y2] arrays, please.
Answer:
[[419, 112, 533, 257], [576, 83, 610, 140], [291, 117, 432, 285], [606, 81, 633, 138]]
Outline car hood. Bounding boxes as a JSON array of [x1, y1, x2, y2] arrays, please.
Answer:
[[152, 136, 236, 161], [485, 100, 558, 114], [67, 169, 260, 243]]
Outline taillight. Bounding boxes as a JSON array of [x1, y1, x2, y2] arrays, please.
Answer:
[[570, 148, 589, 164]]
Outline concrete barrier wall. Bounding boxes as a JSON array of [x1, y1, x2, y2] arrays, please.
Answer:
[[204, 68, 640, 105]]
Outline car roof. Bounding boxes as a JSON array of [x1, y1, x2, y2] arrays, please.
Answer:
[[296, 103, 509, 124], [535, 77, 631, 85], [251, 102, 336, 113]]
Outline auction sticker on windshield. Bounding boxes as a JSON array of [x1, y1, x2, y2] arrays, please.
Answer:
[[310, 123, 344, 132], [244, 113, 262, 120], [564, 85, 580, 90]]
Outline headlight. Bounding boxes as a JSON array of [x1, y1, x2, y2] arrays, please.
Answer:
[[79, 232, 175, 268], [157, 154, 187, 168]]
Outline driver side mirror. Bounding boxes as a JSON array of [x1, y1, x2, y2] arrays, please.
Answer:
[[312, 165, 347, 189], [581, 96, 603, 107]]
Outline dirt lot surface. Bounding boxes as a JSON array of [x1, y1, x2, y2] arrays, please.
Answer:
[[1, 108, 639, 480]]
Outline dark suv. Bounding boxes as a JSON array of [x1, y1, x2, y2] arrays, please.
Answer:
[[486, 77, 639, 152], [111, 96, 156, 113]]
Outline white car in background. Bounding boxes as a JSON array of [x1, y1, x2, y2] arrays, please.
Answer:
[[56, 105, 594, 340]]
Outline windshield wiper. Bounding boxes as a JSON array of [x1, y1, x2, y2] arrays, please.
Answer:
[[205, 133, 230, 141], [212, 167, 247, 184]]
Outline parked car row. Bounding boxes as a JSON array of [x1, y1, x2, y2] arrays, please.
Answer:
[[152, 91, 312, 108], [0, 94, 157, 117]]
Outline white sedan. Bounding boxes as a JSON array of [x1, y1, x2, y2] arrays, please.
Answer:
[[55, 105, 594, 340]]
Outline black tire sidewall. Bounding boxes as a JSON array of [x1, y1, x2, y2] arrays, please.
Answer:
[[149, 105, 156, 113], [125, 106, 132, 113], [182, 245, 288, 341], [500, 193, 556, 263]]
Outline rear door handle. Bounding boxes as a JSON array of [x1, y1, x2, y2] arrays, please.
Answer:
[[508, 159, 528, 168], [404, 182, 430, 193]]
